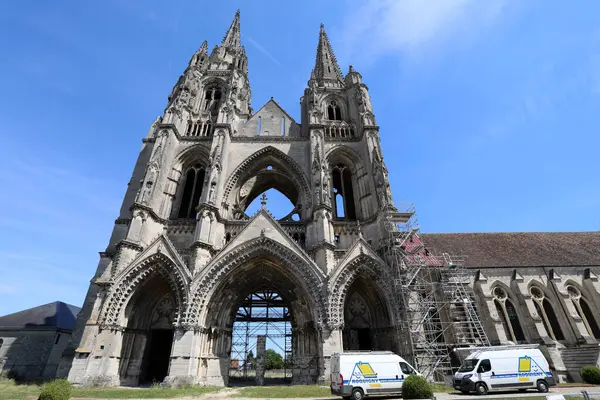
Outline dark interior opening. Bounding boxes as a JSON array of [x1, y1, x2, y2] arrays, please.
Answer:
[[141, 329, 174, 383], [357, 328, 372, 350]]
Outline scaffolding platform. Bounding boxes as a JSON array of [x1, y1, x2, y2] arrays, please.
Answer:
[[380, 204, 490, 382]]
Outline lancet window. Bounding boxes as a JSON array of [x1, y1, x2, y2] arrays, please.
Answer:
[[332, 164, 356, 219], [493, 286, 526, 343], [177, 164, 206, 218]]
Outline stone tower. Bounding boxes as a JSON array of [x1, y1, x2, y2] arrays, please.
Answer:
[[58, 11, 404, 386]]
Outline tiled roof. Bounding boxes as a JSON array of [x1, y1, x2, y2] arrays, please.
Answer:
[[420, 232, 600, 268], [0, 301, 81, 330]]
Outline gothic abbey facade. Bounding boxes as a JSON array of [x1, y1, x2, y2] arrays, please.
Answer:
[[56, 11, 600, 386]]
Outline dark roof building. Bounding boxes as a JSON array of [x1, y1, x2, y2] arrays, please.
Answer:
[[0, 301, 81, 331]]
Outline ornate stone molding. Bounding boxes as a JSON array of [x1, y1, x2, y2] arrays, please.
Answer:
[[221, 146, 312, 211], [185, 235, 327, 326], [327, 254, 398, 328], [99, 253, 190, 327]]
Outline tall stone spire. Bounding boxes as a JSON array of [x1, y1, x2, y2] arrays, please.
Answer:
[[221, 9, 241, 48], [310, 24, 344, 84]]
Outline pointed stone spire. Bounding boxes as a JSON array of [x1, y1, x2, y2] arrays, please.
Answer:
[[311, 24, 344, 83], [198, 40, 208, 55], [221, 9, 241, 48]]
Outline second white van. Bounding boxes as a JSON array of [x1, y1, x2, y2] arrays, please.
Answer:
[[453, 347, 556, 395], [330, 351, 420, 400]]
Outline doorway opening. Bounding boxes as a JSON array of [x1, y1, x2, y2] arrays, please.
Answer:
[[229, 289, 293, 386], [141, 329, 174, 384]]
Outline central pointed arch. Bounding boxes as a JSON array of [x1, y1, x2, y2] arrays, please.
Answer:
[[186, 236, 326, 325], [185, 236, 327, 385], [221, 146, 312, 218]]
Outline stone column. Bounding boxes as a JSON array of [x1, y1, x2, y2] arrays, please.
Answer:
[[318, 326, 343, 384], [164, 327, 196, 387], [255, 335, 266, 386]]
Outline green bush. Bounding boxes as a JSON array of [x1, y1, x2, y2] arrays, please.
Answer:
[[38, 379, 72, 400], [402, 374, 433, 399], [581, 365, 600, 384]]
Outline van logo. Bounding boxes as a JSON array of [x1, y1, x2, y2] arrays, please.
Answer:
[[355, 362, 378, 378]]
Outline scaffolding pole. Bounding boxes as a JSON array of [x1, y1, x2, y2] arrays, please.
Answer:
[[380, 203, 490, 383]]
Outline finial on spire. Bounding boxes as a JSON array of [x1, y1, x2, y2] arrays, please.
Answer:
[[198, 40, 208, 54], [260, 192, 268, 209], [357, 220, 363, 239], [222, 9, 241, 48], [310, 23, 344, 84]]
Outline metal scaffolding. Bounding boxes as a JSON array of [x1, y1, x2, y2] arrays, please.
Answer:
[[379, 203, 490, 383], [230, 289, 293, 383]]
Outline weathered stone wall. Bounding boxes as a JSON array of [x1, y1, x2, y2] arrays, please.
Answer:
[[0, 330, 71, 381]]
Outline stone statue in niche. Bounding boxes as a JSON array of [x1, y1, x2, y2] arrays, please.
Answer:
[[140, 163, 159, 204], [321, 164, 331, 206], [208, 182, 216, 204]]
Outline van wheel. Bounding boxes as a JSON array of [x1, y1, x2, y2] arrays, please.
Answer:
[[537, 380, 549, 393], [351, 387, 364, 400], [475, 382, 488, 395]]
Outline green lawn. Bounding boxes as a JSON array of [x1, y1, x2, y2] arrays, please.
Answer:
[[0, 379, 224, 400], [234, 385, 332, 398]]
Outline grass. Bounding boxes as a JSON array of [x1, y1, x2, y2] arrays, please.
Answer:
[[0, 379, 224, 400], [234, 385, 332, 398]]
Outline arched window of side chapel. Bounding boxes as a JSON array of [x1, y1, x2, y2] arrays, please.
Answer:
[[567, 284, 600, 339], [493, 286, 526, 343], [529, 286, 565, 341]]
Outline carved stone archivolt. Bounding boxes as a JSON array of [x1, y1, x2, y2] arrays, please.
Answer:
[[100, 253, 190, 327], [328, 254, 398, 329], [222, 146, 312, 212], [185, 236, 327, 327]]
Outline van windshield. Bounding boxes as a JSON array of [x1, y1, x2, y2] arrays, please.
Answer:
[[458, 359, 479, 372]]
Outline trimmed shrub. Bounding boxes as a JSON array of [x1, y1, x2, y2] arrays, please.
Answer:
[[402, 374, 433, 399], [38, 379, 72, 400], [581, 365, 600, 384]]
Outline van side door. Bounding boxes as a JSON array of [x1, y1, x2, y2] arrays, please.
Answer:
[[477, 359, 494, 389]]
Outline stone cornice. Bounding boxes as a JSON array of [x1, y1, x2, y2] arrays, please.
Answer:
[[190, 240, 216, 254], [230, 135, 308, 142], [310, 241, 336, 252], [130, 202, 169, 225], [116, 239, 144, 252], [195, 203, 221, 218]]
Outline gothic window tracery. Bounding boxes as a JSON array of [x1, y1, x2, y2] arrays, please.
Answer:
[[177, 164, 206, 219], [530, 285, 565, 341], [567, 285, 600, 339], [327, 101, 342, 121], [492, 286, 526, 343], [331, 164, 356, 220], [203, 86, 222, 116]]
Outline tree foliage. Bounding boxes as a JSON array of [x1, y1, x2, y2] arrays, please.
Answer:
[[264, 349, 284, 370]]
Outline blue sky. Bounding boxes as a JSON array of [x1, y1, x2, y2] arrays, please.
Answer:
[[0, 0, 599, 316]]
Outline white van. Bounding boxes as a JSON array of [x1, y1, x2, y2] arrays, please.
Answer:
[[453, 347, 556, 395], [330, 351, 420, 400]]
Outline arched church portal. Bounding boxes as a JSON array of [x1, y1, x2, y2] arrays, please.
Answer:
[[343, 275, 394, 351], [118, 273, 177, 385], [202, 258, 320, 386]]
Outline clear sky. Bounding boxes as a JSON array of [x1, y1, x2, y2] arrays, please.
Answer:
[[0, 0, 599, 316]]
